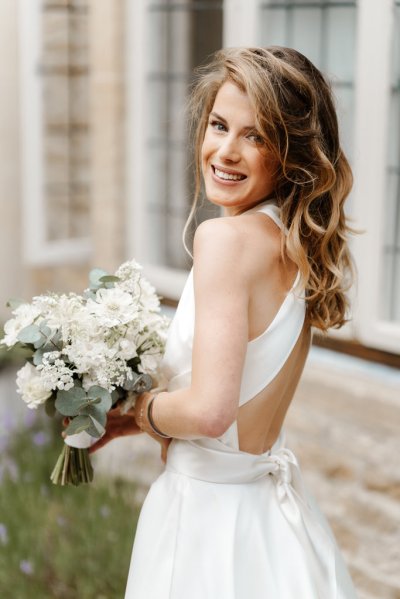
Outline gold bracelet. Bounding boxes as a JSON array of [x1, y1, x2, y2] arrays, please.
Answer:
[[147, 394, 171, 438]]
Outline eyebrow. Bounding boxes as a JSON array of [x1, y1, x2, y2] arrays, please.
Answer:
[[209, 111, 256, 132]]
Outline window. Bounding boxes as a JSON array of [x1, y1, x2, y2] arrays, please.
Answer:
[[258, 0, 357, 161], [382, 0, 400, 323], [126, 0, 222, 297], [19, 0, 91, 265]]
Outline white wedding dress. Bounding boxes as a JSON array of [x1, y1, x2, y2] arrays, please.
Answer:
[[125, 200, 358, 598]]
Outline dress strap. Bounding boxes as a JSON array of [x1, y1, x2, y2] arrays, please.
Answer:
[[242, 200, 288, 234]]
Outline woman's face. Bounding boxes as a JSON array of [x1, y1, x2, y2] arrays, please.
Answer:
[[201, 81, 278, 216]]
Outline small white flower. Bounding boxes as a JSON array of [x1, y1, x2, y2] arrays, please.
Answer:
[[16, 363, 52, 409], [36, 351, 75, 391], [138, 278, 161, 311]]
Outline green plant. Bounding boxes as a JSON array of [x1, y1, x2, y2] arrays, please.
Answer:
[[0, 419, 142, 598]]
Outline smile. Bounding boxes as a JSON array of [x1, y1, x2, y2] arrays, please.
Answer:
[[212, 166, 247, 182]]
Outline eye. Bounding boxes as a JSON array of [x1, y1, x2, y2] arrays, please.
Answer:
[[209, 119, 227, 132], [247, 132, 264, 144]]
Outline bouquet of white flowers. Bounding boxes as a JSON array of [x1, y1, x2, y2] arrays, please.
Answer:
[[1, 260, 170, 486]]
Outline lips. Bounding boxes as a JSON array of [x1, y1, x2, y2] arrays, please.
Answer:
[[212, 165, 247, 182]]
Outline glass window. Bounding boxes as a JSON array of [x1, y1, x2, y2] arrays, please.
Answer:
[[144, 0, 223, 271], [382, 0, 400, 323], [258, 1, 357, 160]]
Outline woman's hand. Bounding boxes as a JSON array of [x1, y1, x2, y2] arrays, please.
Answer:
[[87, 406, 142, 454]]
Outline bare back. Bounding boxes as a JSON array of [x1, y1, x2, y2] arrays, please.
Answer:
[[234, 209, 311, 455]]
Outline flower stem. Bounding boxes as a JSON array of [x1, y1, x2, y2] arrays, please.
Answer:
[[50, 445, 93, 486]]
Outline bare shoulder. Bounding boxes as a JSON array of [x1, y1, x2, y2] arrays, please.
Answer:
[[193, 217, 253, 285], [194, 216, 245, 260], [193, 213, 281, 284]]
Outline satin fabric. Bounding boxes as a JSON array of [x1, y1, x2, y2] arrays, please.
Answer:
[[125, 200, 358, 598]]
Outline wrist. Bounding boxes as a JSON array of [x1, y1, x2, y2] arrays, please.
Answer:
[[147, 393, 171, 439]]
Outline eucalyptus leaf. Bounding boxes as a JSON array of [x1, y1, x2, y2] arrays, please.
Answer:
[[33, 335, 46, 349], [6, 298, 26, 310], [51, 330, 62, 346], [65, 415, 91, 436], [55, 387, 88, 416], [17, 324, 42, 345], [80, 404, 107, 427], [38, 322, 52, 337], [83, 289, 97, 301], [86, 386, 112, 412], [86, 415, 106, 438], [89, 268, 108, 289], [122, 370, 141, 391], [132, 373, 153, 394], [33, 348, 46, 366], [99, 275, 120, 283]]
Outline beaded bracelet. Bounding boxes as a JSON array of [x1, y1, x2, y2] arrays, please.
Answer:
[[147, 394, 171, 439]]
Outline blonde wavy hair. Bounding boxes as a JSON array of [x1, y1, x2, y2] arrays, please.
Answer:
[[183, 46, 355, 332]]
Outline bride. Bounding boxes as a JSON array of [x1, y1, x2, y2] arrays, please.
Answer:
[[91, 46, 358, 598]]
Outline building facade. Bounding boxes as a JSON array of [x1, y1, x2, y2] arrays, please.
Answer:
[[1, 0, 399, 358]]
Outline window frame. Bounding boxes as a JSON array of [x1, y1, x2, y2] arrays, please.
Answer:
[[351, 0, 400, 353], [18, 0, 91, 266]]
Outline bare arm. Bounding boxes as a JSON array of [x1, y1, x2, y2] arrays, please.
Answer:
[[136, 217, 252, 440]]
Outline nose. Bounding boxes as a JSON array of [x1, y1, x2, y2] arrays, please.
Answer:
[[218, 134, 241, 163]]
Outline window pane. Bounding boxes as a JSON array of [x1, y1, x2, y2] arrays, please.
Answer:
[[325, 6, 356, 81], [291, 9, 322, 66], [143, 1, 223, 271], [259, 1, 357, 162]]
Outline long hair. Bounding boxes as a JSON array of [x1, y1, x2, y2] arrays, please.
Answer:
[[183, 46, 355, 332]]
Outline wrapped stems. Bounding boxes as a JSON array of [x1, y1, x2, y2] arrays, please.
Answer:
[[50, 445, 94, 486]]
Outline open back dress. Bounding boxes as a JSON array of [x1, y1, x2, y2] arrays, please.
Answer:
[[124, 200, 358, 599]]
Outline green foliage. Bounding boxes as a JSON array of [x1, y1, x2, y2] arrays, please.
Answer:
[[55, 387, 88, 416], [6, 298, 26, 310], [0, 422, 141, 599], [17, 324, 42, 345], [0, 325, 32, 370], [99, 275, 121, 285], [55, 385, 112, 443], [88, 268, 108, 290]]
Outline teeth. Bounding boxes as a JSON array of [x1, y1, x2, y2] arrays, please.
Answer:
[[214, 167, 245, 181]]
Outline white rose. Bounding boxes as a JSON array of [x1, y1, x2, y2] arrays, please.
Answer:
[[16, 363, 52, 409]]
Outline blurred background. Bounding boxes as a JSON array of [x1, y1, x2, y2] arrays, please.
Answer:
[[0, 0, 399, 598]]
